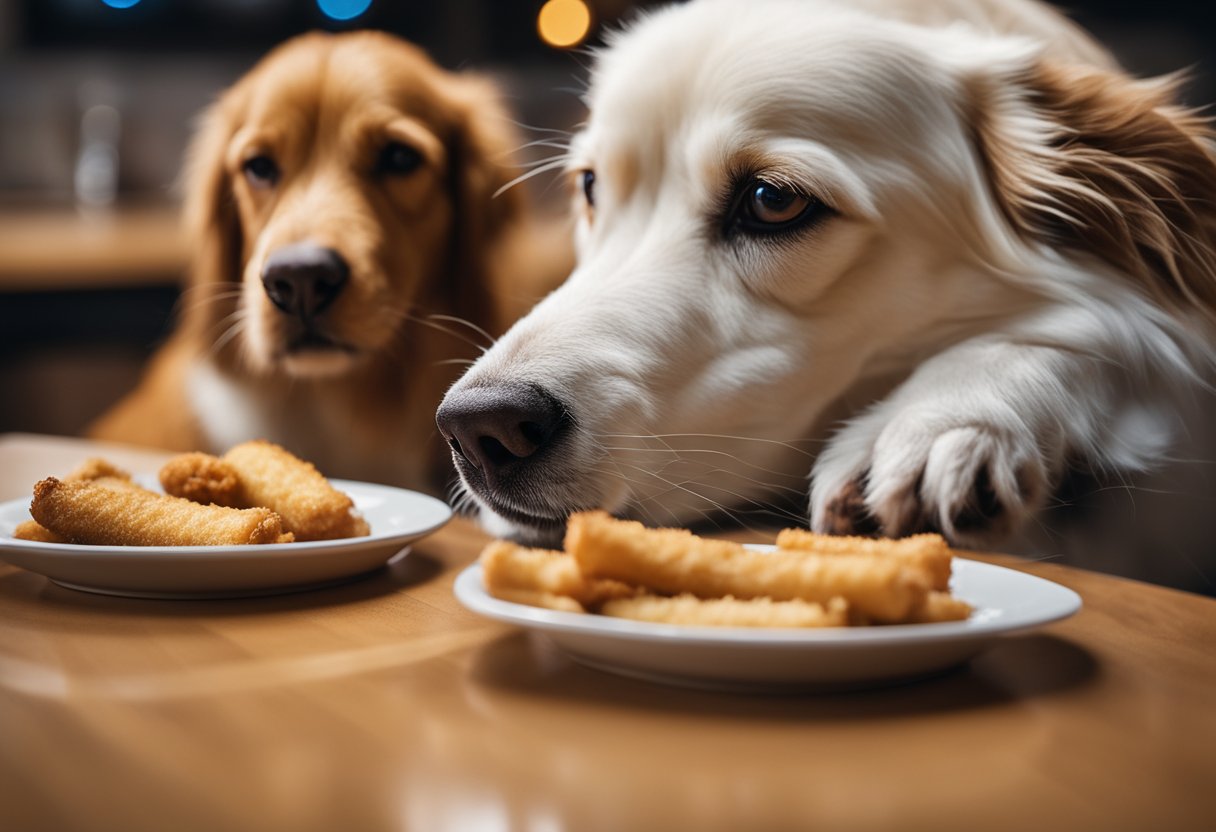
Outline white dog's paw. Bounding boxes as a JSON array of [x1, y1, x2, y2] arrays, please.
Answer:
[[812, 413, 1053, 546]]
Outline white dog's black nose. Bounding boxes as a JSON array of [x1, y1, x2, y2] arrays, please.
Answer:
[[436, 385, 568, 482], [261, 243, 349, 319]]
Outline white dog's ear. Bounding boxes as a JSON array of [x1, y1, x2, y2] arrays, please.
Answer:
[[961, 48, 1216, 326]]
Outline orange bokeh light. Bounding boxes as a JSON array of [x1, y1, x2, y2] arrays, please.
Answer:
[[538, 0, 592, 49]]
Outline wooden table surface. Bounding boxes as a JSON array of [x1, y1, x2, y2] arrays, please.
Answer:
[[0, 433, 1213, 832]]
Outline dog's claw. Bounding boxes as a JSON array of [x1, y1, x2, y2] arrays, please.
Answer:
[[821, 473, 881, 536], [949, 465, 1005, 533], [814, 420, 1050, 548]]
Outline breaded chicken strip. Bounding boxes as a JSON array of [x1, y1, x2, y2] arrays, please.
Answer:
[[566, 511, 931, 623], [15, 458, 147, 543], [601, 594, 849, 628], [905, 590, 973, 623], [159, 452, 242, 507], [66, 458, 133, 483], [13, 519, 65, 543], [480, 539, 637, 608], [159, 443, 369, 540], [775, 528, 954, 592], [30, 477, 293, 546], [220, 441, 369, 541]]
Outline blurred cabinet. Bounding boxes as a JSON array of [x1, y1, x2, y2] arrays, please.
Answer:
[[0, 205, 184, 435]]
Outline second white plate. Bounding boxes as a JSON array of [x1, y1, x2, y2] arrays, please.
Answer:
[[454, 549, 1081, 690], [0, 478, 452, 599]]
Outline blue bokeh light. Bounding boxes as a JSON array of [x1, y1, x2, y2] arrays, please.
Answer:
[[101, 0, 143, 8], [317, 0, 373, 21]]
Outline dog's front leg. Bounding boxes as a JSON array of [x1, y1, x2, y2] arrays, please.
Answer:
[[808, 337, 1125, 547]]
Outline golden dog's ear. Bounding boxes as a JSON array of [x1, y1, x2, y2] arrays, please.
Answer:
[[441, 75, 526, 319], [180, 97, 243, 340], [971, 58, 1216, 326]]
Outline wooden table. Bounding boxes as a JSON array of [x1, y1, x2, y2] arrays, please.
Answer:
[[1, 433, 1213, 832]]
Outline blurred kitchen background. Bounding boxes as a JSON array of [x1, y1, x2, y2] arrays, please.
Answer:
[[0, 0, 1214, 437]]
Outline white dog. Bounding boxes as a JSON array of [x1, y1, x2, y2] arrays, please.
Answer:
[[438, 0, 1216, 589]]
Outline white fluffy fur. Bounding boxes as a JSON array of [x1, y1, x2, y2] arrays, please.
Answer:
[[446, 0, 1215, 587]]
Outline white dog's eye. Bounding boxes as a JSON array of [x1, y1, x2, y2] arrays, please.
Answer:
[[581, 170, 596, 207], [746, 181, 811, 226], [724, 178, 825, 238]]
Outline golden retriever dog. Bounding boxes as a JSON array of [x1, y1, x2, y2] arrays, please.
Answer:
[[92, 30, 568, 490], [437, 0, 1216, 588]]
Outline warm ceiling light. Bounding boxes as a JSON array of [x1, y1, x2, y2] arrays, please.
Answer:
[[538, 0, 592, 49]]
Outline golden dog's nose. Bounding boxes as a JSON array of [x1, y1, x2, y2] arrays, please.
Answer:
[[261, 243, 349, 320], [436, 385, 568, 484]]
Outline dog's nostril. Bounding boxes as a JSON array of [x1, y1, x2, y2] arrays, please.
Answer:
[[519, 421, 548, 447], [478, 436, 518, 468], [267, 278, 296, 309], [435, 384, 571, 483]]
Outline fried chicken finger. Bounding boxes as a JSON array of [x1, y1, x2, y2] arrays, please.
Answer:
[[159, 452, 242, 507], [601, 594, 850, 628], [480, 540, 637, 607], [221, 440, 369, 541], [566, 511, 931, 623], [775, 528, 954, 592], [905, 590, 973, 623], [13, 519, 65, 543], [30, 477, 293, 546], [66, 458, 133, 483]]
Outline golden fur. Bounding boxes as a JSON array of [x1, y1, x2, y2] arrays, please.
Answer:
[[972, 60, 1216, 326], [91, 31, 569, 490]]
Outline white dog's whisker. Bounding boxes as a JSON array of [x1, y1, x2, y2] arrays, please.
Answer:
[[508, 118, 573, 138], [608, 459, 793, 532], [493, 158, 572, 199], [595, 445, 807, 484], [425, 313, 498, 349], [402, 314, 491, 355], [595, 432, 820, 459], [511, 138, 574, 156]]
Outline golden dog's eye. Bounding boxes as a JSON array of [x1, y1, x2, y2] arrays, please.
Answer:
[[242, 155, 279, 188], [376, 142, 422, 176], [581, 170, 596, 207]]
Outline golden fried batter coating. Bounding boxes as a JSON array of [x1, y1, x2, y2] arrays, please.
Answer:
[[30, 477, 293, 546], [480, 540, 637, 607], [13, 519, 65, 543], [159, 453, 242, 507], [221, 440, 369, 541], [775, 528, 953, 592], [601, 594, 849, 628], [490, 587, 587, 613], [63, 458, 150, 493], [566, 511, 931, 623], [906, 590, 973, 623], [13, 458, 147, 543], [66, 457, 133, 482]]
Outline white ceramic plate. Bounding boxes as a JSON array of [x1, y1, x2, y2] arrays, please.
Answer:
[[454, 548, 1081, 690], [0, 478, 451, 599]]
